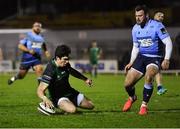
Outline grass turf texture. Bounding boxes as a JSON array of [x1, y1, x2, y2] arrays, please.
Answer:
[[0, 73, 180, 128]]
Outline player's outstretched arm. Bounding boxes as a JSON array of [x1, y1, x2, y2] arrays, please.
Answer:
[[69, 67, 93, 87], [69, 67, 88, 80], [37, 82, 54, 108]]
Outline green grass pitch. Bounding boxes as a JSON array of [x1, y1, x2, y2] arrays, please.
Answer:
[[0, 73, 180, 128]]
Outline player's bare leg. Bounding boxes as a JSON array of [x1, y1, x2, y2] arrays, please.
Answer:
[[58, 99, 77, 113], [34, 64, 43, 84], [94, 67, 97, 77], [156, 72, 167, 95], [93, 65, 98, 78], [139, 65, 158, 115], [79, 96, 94, 109], [123, 68, 142, 112], [8, 69, 28, 85], [34, 64, 43, 76]]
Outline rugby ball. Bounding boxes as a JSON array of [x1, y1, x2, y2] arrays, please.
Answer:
[[37, 102, 55, 116]]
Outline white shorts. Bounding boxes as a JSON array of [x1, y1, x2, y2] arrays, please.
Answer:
[[57, 93, 84, 107]]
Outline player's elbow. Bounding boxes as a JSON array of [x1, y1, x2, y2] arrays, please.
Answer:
[[18, 44, 25, 51]]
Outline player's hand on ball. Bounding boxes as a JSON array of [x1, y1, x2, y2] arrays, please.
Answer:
[[85, 79, 93, 87], [42, 96, 54, 109]]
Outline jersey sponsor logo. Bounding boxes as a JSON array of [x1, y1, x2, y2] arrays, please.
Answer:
[[61, 71, 65, 74], [155, 60, 159, 65], [32, 42, 42, 48], [160, 28, 167, 34], [138, 38, 153, 47], [57, 75, 61, 79]]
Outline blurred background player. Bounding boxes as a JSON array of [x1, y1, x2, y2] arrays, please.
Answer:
[[0, 48, 3, 62], [37, 45, 94, 114], [154, 11, 167, 95], [122, 5, 173, 115], [89, 40, 102, 78], [154, 11, 164, 22], [0, 48, 3, 71], [8, 22, 50, 85]]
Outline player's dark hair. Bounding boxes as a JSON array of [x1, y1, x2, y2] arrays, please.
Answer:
[[135, 5, 149, 15], [33, 22, 42, 27], [154, 11, 163, 14], [154, 11, 164, 17], [55, 45, 71, 58]]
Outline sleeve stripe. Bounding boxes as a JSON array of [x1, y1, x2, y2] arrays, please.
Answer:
[[39, 78, 50, 84], [42, 75, 52, 81]]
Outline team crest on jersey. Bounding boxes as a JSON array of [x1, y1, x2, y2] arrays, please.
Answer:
[[160, 28, 167, 34], [155, 60, 159, 65], [57, 71, 68, 80], [61, 71, 65, 74]]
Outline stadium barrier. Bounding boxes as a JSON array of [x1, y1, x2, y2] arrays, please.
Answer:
[[0, 60, 13, 72], [1, 60, 180, 76], [70, 60, 118, 73], [0, 60, 118, 73]]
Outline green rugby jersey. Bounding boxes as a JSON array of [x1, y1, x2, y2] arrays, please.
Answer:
[[89, 47, 100, 64], [39, 59, 88, 103]]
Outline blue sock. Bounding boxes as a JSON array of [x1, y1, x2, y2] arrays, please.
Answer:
[[143, 83, 153, 103]]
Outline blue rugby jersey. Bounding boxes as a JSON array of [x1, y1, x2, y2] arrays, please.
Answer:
[[132, 19, 169, 57], [20, 32, 45, 59]]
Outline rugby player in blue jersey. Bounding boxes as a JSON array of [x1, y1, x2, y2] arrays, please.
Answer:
[[122, 5, 173, 115], [8, 22, 50, 85], [154, 11, 168, 95]]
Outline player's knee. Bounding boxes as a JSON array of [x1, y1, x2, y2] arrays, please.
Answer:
[[124, 74, 135, 87], [66, 106, 76, 113], [124, 78, 130, 86], [37, 67, 43, 73], [18, 74, 25, 79], [35, 68, 43, 75], [124, 80, 133, 88], [145, 75, 154, 83], [124, 83, 130, 88]]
